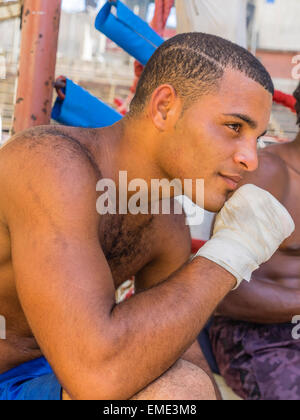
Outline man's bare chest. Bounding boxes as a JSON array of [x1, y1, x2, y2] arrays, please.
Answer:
[[99, 213, 155, 288], [279, 172, 300, 255]]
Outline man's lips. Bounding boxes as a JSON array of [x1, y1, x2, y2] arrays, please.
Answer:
[[219, 174, 243, 190]]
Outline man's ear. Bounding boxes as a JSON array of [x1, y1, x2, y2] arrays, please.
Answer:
[[148, 85, 182, 131]]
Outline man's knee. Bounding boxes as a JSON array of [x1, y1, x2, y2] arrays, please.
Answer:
[[132, 359, 217, 400]]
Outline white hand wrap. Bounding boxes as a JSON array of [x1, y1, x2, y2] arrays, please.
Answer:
[[195, 184, 295, 289]]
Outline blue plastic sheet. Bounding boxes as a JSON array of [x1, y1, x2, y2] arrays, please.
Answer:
[[51, 78, 122, 128], [0, 357, 61, 400], [95, 0, 164, 66]]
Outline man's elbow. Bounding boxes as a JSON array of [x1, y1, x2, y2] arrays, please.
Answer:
[[63, 364, 138, 400], [60, 338, 140, 400]]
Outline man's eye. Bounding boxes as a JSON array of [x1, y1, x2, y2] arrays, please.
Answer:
[[226, 124, 241, 133]]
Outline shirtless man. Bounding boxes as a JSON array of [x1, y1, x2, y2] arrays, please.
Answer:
[[210, 82, 300, 401], [0, 33, 293, 400]]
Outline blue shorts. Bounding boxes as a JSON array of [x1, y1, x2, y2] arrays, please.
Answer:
[[0, 357, 61, 400]]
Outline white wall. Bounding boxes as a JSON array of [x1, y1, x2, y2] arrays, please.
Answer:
[[256, 0, 300, 51], [176, 0, 248, 48]]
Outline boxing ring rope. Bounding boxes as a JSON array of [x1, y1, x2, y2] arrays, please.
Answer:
[[273, 90, 297, 114]]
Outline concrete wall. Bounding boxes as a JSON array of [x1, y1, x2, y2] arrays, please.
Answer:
[[0, 18, 21, 63]]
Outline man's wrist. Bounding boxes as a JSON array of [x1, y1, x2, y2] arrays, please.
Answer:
[[194, 236, 259, 289], [192, 254, 238, 290]]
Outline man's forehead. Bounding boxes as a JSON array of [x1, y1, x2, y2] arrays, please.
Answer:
[[209, 71, 272, 116], [188, 75, 272, 132], [217, 68, 272, 100], [194, 85, 272, 113]]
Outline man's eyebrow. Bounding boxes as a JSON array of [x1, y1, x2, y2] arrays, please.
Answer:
[[223, 113, 258, 129]]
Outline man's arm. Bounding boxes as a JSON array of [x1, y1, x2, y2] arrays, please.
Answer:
[[135, 209, 221, 399], [216, 276, 300, 324], [2, 136, 235, 400]]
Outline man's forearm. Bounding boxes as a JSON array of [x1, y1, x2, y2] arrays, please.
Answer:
[[216, 277, 300, 324], [101, 257, 235, 400]]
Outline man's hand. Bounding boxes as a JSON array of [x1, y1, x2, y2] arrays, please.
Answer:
[[195, 184, 295, 288]]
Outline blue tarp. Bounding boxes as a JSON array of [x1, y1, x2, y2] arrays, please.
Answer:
[[0, 357, 61, 400], [95, 0, 164, 66], [52, 0, 164, 128], [51, 79, 122, 128]]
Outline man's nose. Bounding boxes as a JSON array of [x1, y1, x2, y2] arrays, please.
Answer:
[[233, 140, 259, 172]]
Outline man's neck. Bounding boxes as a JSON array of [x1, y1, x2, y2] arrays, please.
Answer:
[[94, 118, 167, 200]]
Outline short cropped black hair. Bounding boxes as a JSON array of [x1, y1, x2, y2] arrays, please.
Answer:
[[130, 32, 274, 115], [294, 82, 300, 127]]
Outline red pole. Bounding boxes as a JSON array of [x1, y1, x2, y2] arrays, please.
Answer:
[[12, 0, 62, 135]]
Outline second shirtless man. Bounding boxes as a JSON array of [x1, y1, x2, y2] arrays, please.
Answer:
[[211, 82, 300, 401]]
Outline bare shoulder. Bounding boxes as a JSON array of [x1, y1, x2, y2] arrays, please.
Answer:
[[257, 144, 289, 178], [0, 125, 100, 174], [0, 125, 101, 182], [241, 144, 290, 202], [0, 125, 101, 225]]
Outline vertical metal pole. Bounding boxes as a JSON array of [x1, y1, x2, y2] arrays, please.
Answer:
[[12, 0, 62, 135]]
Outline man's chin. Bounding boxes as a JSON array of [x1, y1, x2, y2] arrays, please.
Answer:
[[204, 192, 228, 213]]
